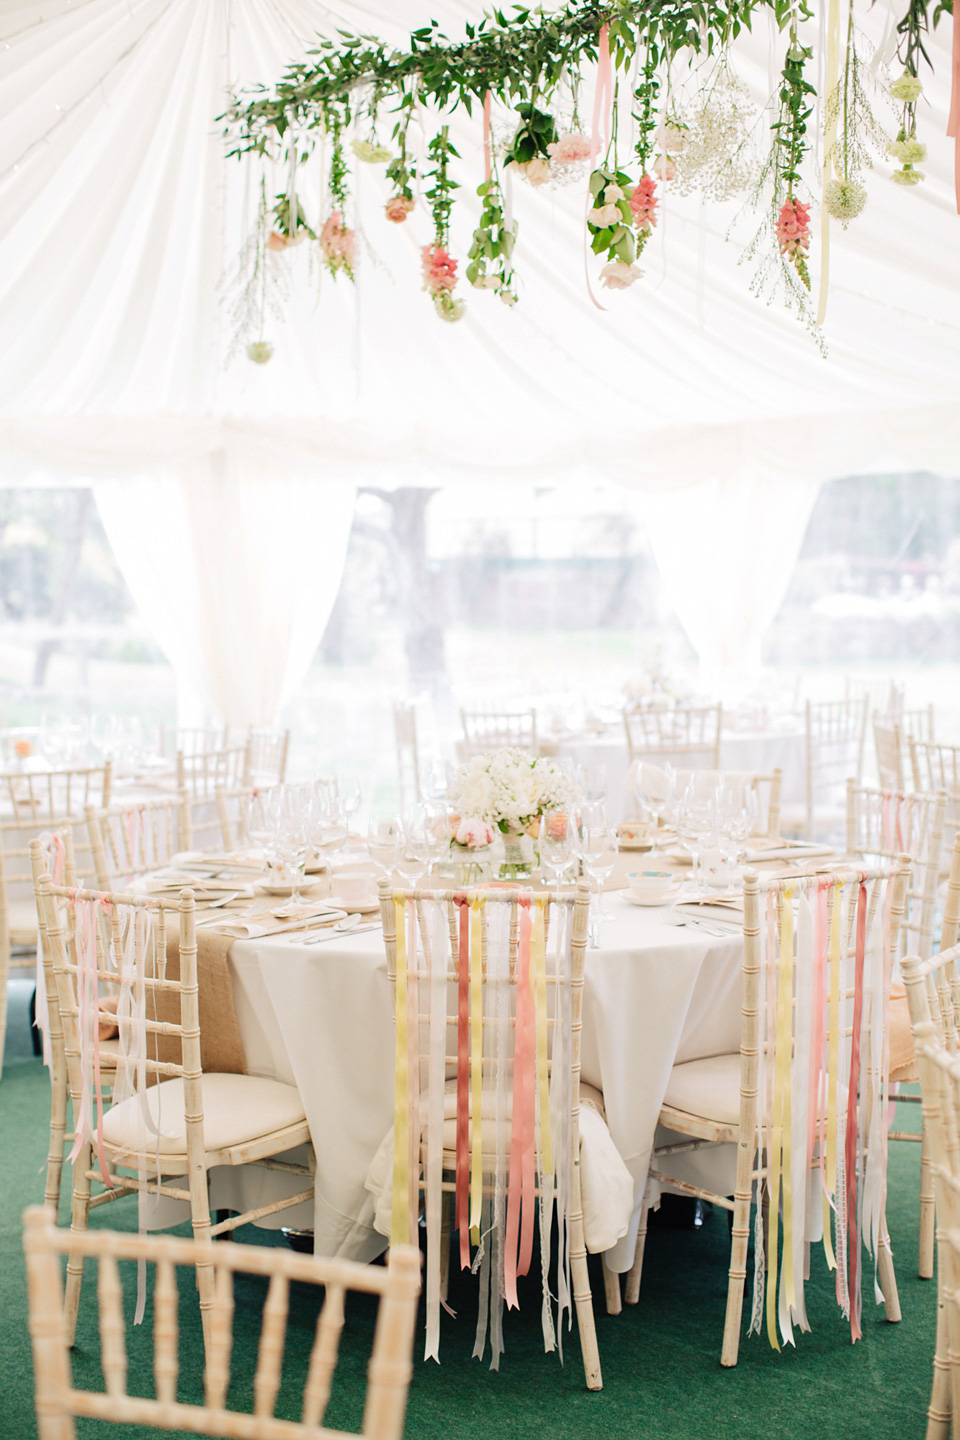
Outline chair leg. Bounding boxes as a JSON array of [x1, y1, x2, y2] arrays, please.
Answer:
[[876, 1213, 902, 1324], [925, 1238, 951, 1440], [602, 1254, 622, 1316], [43, 1055, 69, 1216], [63, 1139, 93, 1348], [720, 1190, 753, 1368], [625, 1197, 650, 1305], [568, 1171, 602, 1391], [920, 1118, 937, 1280]]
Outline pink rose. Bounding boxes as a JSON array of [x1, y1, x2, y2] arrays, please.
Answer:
[[456, 816, 495, 849], [547, 132, 592, 165], [385, 195, 414, 224]]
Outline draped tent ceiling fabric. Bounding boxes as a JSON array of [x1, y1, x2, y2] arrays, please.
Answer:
[[0, 0, 958, 492]]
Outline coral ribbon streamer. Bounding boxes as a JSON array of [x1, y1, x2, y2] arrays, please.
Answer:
[[948, 6, 960, 213], [483, 90, 492, 184], [455, 895, 471, 1267], [844, 881, 868, 1341], [391, 896, 410, 1247], [469, 895, 484, 1244]]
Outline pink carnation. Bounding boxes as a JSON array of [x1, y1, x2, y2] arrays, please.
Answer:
[[774, 198, 811, 257], [320, 210, 356, 271], [455, 816, 495, 849], [385, 195, 414, 224], [547, 132, 592, 164], [629, 173, 658, 233], [421, 244, 458, 294]]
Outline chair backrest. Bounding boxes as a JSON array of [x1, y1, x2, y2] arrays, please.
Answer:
[[739, 857, 908, 1347], [246, 728, 290, 786], [845, 677, 901, 722], [0, 760, 111, 824], [804, 697, 868, 836], [909, 739, 960, 861], [215, 783, 284, 850], [393, 702, 422, 811], [85, 791, 192, 888], [899, 704, 935, 745], [845, 782, 946, 961], [872, 715, 904, 792], [22, 1206, 420, 1440], [0, 812, 94, 961], [460, 707, 538, 757], [158, 724, 230, 760], [177, 744, 250, 801], [623, 701, 722, 768], [33, 860, 203, 1182], [378, 879, 589, 1366]]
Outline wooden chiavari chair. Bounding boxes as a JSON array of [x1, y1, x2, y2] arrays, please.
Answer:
[[624, 860, 909, 1365], [460, 707, 538, 757], [85, 792, 192, 889], [902, 941, 960, 1439], [246, 727, 290, 786], [23, 1206, 421, 1440], [375, 880, 603, 1389], [873, 714, 905, 791], [910, 739, 960, 867], [158, 724, 230, 760], [779, 697, 867, 841], [177, 742, 250, 802], [33, 860, 315, 1348], [623, 700, 722, 769], [0, 762, 110, 1076]]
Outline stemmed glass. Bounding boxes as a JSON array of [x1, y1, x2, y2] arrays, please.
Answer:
[[315, 795, 349, 895], [401, 801, 448, 886], [718, 777, 759, 874], [676, 774, 719, 892], [634, 763, 674, 854], [580, 813, 619, 947], [273, 786, 310, 915], [338, 774, 362, 827], [538, 809, 581, 896], [367, 816, 402, 883]]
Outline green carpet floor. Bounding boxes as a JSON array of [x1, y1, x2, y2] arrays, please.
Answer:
[[0, 977, 937, 1439]]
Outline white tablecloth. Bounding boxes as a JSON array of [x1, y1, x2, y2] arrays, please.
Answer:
[[216, 894, 743, 1273]]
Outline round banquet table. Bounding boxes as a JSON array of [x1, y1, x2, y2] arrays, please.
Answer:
[[205, 892, 743, 1274]]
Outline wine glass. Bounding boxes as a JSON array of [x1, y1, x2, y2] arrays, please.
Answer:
[[634, 763, 674, 853], [402, 802, 448, 886], [676, 773, 719, 892], [367, 815, 402, 881], [338, 774, 362, 825], [580, 820, 619, 947], [577, 761, 608, 805], [273, 786, 310, 915], [315, 796, 349, 896], [538, 809, 581, 896]]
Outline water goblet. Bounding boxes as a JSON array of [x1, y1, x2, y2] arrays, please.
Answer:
[[634, 763, 674, 854], [367, 816, 402, 882], [538, 809, 581, 897], [580, 822, 619, 947]]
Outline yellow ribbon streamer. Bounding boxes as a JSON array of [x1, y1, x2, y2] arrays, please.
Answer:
[[391, 895, 410, 1247], [532, 898, 552, 1178], [766, 890, 794, 1350], [470, 893, 484, 1242]]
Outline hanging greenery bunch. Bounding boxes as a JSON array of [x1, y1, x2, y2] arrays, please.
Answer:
[[223, 0, 955, 349], [823, 0, 888, 224]]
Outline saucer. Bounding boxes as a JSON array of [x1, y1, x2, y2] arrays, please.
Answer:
[[255, 879, 325, 898], [617, 837, 653, 852], [624, 893, 674, 907], [326, 896, 380, 915]]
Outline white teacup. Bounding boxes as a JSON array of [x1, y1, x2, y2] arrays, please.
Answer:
[[627, 869, 674, 904], [335, 870, 378, 909]]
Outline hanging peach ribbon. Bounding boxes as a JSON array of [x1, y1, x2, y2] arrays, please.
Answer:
[[390, 894, 411, 1247], [947, 6, 960, 213], [483, 90, 492, 184], [454, 894, 471, 1267], [844, 880, 868, 1341], [583, 23, 612, 312], [469, 894, 484, 1245], [505, 896, 536, 1309]]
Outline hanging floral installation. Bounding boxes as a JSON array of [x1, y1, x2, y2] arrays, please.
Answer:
[[222, 0, 957, 355]]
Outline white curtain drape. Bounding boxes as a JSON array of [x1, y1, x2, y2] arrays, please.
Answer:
[[642, 474, 822, 691], [95, 453, 355, 728]]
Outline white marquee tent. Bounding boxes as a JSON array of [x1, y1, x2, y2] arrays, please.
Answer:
[[1, 0, 958, 721]]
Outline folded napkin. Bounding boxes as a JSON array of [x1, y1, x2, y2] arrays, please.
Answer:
[[743, 842, 836, 864], [212, 905, 347, 939], [675, 894, 744, 924]]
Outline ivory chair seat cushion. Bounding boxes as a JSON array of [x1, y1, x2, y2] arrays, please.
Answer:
[[364, 1080, 633, 1254], [663, 1054, 852, 1129], [100, 1074, 306, 1156]]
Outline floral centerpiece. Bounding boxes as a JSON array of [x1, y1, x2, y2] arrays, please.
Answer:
[[448, 748, 581, 878]]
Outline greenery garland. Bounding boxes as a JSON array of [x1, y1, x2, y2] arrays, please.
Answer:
[[222, 0, 952, 343]]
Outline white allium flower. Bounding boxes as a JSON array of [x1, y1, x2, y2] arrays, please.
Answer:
[[825, 177, 867, 222], [889, 72, 923, 102], [246, 340, 274, 364]]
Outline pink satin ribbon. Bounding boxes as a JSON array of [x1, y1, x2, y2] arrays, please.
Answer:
[[505, 897, 536, 1309], [67, 894, 115, 1190], [948, 9, 960, 213], [454, 894, 471, 1268], [844, 881, 868, 1341], [483, 90, 492, 183]]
